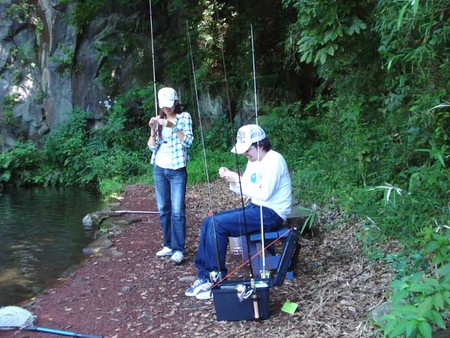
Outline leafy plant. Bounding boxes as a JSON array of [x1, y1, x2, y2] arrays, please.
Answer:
[[294, 206, 318, 234], [5, 1, 42, 31], [378, 267, 449, 338], [60, 0, 108, 34], [0, 141, 40, 184], [98, 178, 124, 200], [1, 94, 18, 125], [49, 43, 75, 74]]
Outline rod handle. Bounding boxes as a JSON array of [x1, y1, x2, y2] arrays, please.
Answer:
[[250, 279, 260, 320], [252, 292, 260, 319]]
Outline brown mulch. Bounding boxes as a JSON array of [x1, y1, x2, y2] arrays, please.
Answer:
[[0, 180, 390, 338]]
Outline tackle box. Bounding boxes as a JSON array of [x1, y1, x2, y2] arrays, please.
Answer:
[[212, 279, 270, 321]]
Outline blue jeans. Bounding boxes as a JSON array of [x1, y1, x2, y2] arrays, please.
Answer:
[[153, 165, 187, 253], [194, 203, 284, 279]]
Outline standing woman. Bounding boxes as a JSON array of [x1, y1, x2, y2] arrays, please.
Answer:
[[148, 87, 194, 265]]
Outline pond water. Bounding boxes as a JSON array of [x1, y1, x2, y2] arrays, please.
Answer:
[[0, 186, 105, 306]]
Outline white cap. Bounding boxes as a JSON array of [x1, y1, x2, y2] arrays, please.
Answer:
[[158, 87, 178, 108], [231, 124, 266, 154]]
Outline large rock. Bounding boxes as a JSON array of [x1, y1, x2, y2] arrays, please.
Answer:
[[0, 1, 242, 152]]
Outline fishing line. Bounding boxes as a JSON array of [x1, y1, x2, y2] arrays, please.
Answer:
[[248, 23, 264, 319], [250, 24, 268, 279], [186, 20, 213, 209], [211, 221, 294, 288], [213, 6, 255, 277], [215, 10, 233, 124], [186, 20, 222, 279]]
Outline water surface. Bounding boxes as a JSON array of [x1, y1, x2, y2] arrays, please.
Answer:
[[0, 186, 104, 306]]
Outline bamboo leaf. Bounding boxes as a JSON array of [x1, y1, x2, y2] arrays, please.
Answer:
[[397, 2, 409, 30], [412, 0, 419, 17]]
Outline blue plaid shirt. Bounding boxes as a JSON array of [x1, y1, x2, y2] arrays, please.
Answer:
[[148, 112, 194, 169]]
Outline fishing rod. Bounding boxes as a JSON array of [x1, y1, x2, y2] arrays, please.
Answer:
[[251, 25, 259, 126], [148, 0, 158, 118], [0, 306, 102, 337], [112, 210, 159, 215], [249, 24, 262, 320]]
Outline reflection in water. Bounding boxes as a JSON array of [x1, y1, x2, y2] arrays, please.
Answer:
[[0, 187, 104, 306]]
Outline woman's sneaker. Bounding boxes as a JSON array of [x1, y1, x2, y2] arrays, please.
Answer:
[[156, 246, 172, 257], [185, 278, 209, 297], [170, 251, 184, 265]]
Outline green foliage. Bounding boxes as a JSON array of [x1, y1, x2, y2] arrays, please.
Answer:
[[283, 0, 449, 235], [40, 108, 91, 185], [188, 149, 239, 184], [98, 178, 124, 200], [0, 141, 41, 184], [257, 102, 313, 168], [283, 0, 369, 66], [88, 150, 149, 184], [379, 263, 449, 337], [39, 84, 155, 187], [4, 0, 43, 31], [61, 0, 108, 34], [191, 116, 235, 154], [293, 206, 319, 234], [283, 2, 449, 333], [1, 94, 19, 125], [374, 0, 449, 77], [96, 85, 155, 150], [49, 43, 75, 74]]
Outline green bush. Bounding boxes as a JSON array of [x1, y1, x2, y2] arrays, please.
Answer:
[[98, 178, 124, 200], [0, 141, 41, 185], [378, 226, 450, 338]]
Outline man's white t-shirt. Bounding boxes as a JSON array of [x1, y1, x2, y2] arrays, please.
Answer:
[[229, 149, 292, 221]]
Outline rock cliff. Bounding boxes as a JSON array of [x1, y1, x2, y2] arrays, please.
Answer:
[[0, 0, 185, 152]]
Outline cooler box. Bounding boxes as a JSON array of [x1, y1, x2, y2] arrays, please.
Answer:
[[212, 279, 270, 321]]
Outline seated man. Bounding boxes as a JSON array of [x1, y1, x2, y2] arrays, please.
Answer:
[[186, 124, 292, 300]]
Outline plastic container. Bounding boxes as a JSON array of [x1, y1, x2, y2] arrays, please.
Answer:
[[229, 237, 243, 255]]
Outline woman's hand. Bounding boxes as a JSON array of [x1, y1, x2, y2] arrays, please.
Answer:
[[157, 119, 175, 128], [149, 117, 158, 131]]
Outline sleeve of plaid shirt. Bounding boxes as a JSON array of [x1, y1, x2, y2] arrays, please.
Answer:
[[170, 112, 194, 168], [178, 112, 194, 148]]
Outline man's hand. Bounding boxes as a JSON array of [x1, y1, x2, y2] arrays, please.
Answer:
[[219, 167, 239, 183]]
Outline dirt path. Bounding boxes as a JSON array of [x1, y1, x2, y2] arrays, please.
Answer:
[[0, 181, 388, 337]]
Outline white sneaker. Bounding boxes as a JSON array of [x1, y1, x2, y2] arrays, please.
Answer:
[[195, 283, 213, 300], [170, 251, 184, 265], [156, 246, 172, 257], [185, 278, 208, 297]]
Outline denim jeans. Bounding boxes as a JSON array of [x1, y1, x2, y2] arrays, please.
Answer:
[[153, 165, 187, 253], [194, 203, 284, 279]]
